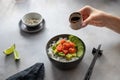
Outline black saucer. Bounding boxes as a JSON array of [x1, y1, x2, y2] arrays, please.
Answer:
[[19, 19, 45, 33]]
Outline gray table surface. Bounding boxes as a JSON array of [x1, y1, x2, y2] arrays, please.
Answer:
[[0, 0, 120, 80]]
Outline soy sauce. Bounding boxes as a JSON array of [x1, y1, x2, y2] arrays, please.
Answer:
[[71, 17, 80, 22]]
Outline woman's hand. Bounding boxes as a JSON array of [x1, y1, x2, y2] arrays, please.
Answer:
[[79, 6, 120, 34], [80, 6, 108, 27]]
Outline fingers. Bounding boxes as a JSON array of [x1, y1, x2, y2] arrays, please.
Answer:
[[79, 5, 104, 27], [82, 16, 92, 27], [79, 5, 93, 27], [79, 5, 91, 14]]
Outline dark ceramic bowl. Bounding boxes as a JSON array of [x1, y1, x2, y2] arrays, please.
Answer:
[[46, 34, 86, 70]]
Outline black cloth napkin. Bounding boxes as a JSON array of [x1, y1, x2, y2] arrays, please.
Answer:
[[6, 63, 45, 80]]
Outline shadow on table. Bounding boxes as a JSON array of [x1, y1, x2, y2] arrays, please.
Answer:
[[51, 61, 89, 80], [19, 19, 46, 37], [4, 54, 20, 68], [50, 52, 108, 80]]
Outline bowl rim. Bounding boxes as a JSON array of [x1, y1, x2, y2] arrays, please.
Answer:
[[46, 34, 86, 63], [22, 12, 43, 27]]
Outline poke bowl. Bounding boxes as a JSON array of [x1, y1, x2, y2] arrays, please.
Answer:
[[46, 34, 86, 70]]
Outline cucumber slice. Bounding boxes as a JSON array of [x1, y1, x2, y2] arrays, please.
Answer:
[[77, 46, 84, 57], [69, 35, 84, 57]]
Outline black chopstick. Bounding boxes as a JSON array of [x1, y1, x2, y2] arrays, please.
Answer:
[[83, 44, 102, 80]]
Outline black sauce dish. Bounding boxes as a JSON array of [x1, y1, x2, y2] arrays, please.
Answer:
[[46, 34, 86, 70]]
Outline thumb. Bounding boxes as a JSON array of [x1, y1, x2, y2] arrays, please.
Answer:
[[82, 16, 92, 27]]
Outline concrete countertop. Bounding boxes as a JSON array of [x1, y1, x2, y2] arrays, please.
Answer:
[[0, 0, 120, 80]]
